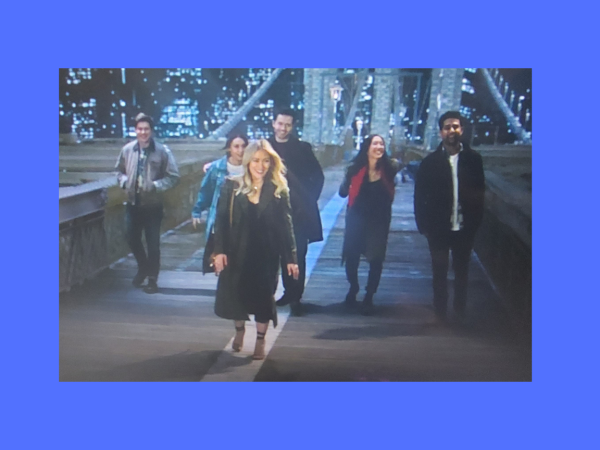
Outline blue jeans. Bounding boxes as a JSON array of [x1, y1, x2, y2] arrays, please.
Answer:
[[125, 204, 163, 279]]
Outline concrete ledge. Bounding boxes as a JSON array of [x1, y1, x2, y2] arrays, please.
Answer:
[[484, 170, 531, 248], [474, 171, 531, 330]]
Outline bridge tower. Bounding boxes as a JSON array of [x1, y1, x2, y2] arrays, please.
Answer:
[[423, 68, 464, 150], [370, 68, 397, 141], [302, 68, 339, 144]]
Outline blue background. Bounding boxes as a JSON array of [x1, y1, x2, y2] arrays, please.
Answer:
[[3, 0, 596, 448]]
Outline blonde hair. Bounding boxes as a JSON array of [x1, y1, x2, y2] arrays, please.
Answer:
[[235, 139, 288, 198]]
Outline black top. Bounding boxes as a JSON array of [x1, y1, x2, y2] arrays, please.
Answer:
[[353, 177, 392, 220]]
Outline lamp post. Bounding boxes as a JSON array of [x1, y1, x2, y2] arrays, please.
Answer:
[[355, 116, 364, 150], [397, 104, 407, 143], [329, 83, 344, 138]]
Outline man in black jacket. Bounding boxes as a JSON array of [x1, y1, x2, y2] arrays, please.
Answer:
[[268, 108, 324, 316], [414, 111, 484, 320]]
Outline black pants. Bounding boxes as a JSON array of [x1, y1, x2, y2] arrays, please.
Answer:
[[125, 203, 163, 279], [280, 226, 308, 303], [426, 230, 475, 314], [345, 251, 384, 296]]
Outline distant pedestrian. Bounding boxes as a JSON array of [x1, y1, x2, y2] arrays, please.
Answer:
[[191, 132, 248, 273], [212, 139, 299, 360], [414, 111, 485, 320], [115, 113, 180, 293], [339, 135, 400, 315]]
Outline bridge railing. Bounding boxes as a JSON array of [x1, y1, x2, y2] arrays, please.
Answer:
[[59, 179, 113, 292]]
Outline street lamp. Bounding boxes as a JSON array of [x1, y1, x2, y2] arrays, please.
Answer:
[[329, 83, 344, 129], [396, 105, 407, 144], [355, 116, 364, 150]]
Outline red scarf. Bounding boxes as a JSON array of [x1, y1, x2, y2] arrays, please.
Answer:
[[348, 166, 395, 207]]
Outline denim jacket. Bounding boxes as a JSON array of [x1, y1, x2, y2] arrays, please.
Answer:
[[192, 155, 230, 242], [115, 138, 180, 206]]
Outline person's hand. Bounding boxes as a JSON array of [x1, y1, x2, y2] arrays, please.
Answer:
[[287, 264, 299, 280], [142, 180, 157, 192], [192, 216, 206, 229], [214, 254, 228, 275], [203, 162, 212, 173]]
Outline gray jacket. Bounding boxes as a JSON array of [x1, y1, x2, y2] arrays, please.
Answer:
[[115, 138, 180, 206]]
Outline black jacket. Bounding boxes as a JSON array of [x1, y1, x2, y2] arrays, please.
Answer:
[[268, 136, 324, 243], [414, 142, 485, 236]]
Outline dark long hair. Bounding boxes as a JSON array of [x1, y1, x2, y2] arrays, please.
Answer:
[[223, 132, 249, 154], [347, 134, 396, 182]]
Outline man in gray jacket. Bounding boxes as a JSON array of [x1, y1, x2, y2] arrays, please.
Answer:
[[115, 113, 180, 293]]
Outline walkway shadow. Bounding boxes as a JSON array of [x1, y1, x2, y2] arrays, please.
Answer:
[[299, 301, 530, 348], [313, 323, 433, 340], [61, 349, 252, 382], [298, 301, 434, 320], [158, 287, 216, 297], [300, 302, 366, 316]]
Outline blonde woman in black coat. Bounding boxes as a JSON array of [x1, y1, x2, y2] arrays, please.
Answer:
[[212, 139, 299, 360]]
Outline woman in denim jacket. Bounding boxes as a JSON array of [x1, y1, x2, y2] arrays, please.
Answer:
[[192, 133, 248, 273]]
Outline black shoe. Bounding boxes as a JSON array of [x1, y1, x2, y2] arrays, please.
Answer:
[[361, 294, 374, 316], [289, 301, 304, 317], [344, 287, 358, 305], [132, 271, 146, 288], [143, 278, 158, 294], [276, 295, 292, 307]]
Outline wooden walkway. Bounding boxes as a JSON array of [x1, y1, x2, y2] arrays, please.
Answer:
[[59, 164, 531, 381]]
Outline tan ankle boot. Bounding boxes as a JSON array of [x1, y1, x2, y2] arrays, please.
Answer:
[[253, 332, 266, 360], [232, 325, 245, 352]]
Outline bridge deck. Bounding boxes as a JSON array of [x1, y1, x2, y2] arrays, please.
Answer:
[[59, 165, 531, 381]]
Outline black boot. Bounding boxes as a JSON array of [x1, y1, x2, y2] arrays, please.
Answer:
[[361, 293, 374, 316], [143, 277, 159, 294], [344, 285, 359, 305], [290, 300, 304, 317]]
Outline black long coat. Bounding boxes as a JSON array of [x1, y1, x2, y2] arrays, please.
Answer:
[[213, 179, 298, 327], [268, 136, 324, 243], [413, 142, 485, 237]]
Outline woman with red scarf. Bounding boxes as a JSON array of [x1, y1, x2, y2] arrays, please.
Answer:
[[339, 135, 400, 315]]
